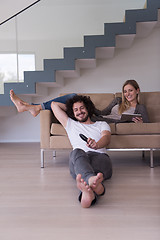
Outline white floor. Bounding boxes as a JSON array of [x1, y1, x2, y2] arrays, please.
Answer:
[[0, 143, 160, 240]]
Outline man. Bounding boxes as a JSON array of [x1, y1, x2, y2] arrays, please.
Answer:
[[51, 94, 112, 208]]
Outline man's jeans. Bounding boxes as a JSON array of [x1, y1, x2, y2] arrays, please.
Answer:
[[69, 148, 112, 184]]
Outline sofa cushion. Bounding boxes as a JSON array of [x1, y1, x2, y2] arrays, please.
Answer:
[[108, 134, 160, 149], [109, 123, 116, 134], [50, 136, 72, 148], [51, 123, 67, 136], [116, 122, 160, 135], [51, 122, 116, 135]]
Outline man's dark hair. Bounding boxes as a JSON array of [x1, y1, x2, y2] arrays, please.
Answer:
[[66, 95, 95, 121]]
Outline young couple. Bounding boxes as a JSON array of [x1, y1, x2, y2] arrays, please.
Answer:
[[10, 80, 149, 208], [10, 79, 149, 123]]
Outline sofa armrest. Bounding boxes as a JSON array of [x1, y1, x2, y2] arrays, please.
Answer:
[[40, 110, 57, 149]]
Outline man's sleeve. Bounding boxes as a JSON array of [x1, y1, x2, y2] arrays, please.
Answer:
[[100, 122, 111, 132]]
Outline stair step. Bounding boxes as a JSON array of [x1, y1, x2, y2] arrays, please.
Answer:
[[157, 9, 160, 27], [76, 59, 96, 69], [136, 21, 158, 37], [116, 34, 136, 48], [95, 47, 115, 59]]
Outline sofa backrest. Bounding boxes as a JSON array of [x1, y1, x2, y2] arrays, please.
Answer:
[[61, 93, 115, 110], [83, 93, 115, 110], [140, 92, 160, 123]]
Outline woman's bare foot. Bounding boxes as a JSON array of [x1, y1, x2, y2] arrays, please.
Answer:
[[10, 89, 27, 105], [10, 89, 41, 117], [88, 173, 104, 196], [76, 174, 95, 208], [10, 89, 28, 112]]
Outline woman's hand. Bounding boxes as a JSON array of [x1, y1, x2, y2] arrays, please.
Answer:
[[132, 117, 143, 123]]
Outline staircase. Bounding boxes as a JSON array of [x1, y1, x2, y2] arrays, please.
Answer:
[[0, 0, 160, 110]]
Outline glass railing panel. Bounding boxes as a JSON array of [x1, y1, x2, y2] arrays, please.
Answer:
[[0, 18, 17, 94], [0, 16, 36, 94], [16, 0, 64, 72]]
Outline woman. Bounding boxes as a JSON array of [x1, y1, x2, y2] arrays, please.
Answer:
[[93, 79, 149, 123], [10, 79, 149, 123]]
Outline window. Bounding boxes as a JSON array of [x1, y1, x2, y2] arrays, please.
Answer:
[[0, 53, 35, 94]]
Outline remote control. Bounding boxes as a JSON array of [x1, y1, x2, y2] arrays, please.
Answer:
[[79, 134, 88, 142]]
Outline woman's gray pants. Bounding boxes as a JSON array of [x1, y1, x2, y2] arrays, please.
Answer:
[[69, 148, 112, 184]]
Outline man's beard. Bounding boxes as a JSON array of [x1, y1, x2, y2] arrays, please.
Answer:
[[76, 112, 89, 122]]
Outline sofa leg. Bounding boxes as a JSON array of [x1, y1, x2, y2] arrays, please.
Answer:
[[41, 149, 45, 168], [142, 151, 145, 159], [150, 149, 154, 168], [53, 150, 56, 159]]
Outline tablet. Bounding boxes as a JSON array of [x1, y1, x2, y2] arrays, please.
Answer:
[[121, 113, 142, 122]]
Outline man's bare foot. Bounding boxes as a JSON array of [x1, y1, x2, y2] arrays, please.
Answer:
[[10, 89, 41, 117], [88, 173, 104, 196], [76, 174, 95, 208]]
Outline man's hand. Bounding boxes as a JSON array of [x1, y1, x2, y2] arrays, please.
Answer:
[[87, 138, 97, 150], [86, 130, 111, 150]]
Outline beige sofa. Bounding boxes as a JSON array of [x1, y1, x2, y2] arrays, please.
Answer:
[[40, 92, 160, 168]]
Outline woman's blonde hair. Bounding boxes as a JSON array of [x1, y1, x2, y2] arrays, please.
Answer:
[[119, 79, 140, 114]]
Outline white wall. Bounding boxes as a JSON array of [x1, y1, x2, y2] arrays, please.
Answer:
[[1, 0, 160, 143]]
